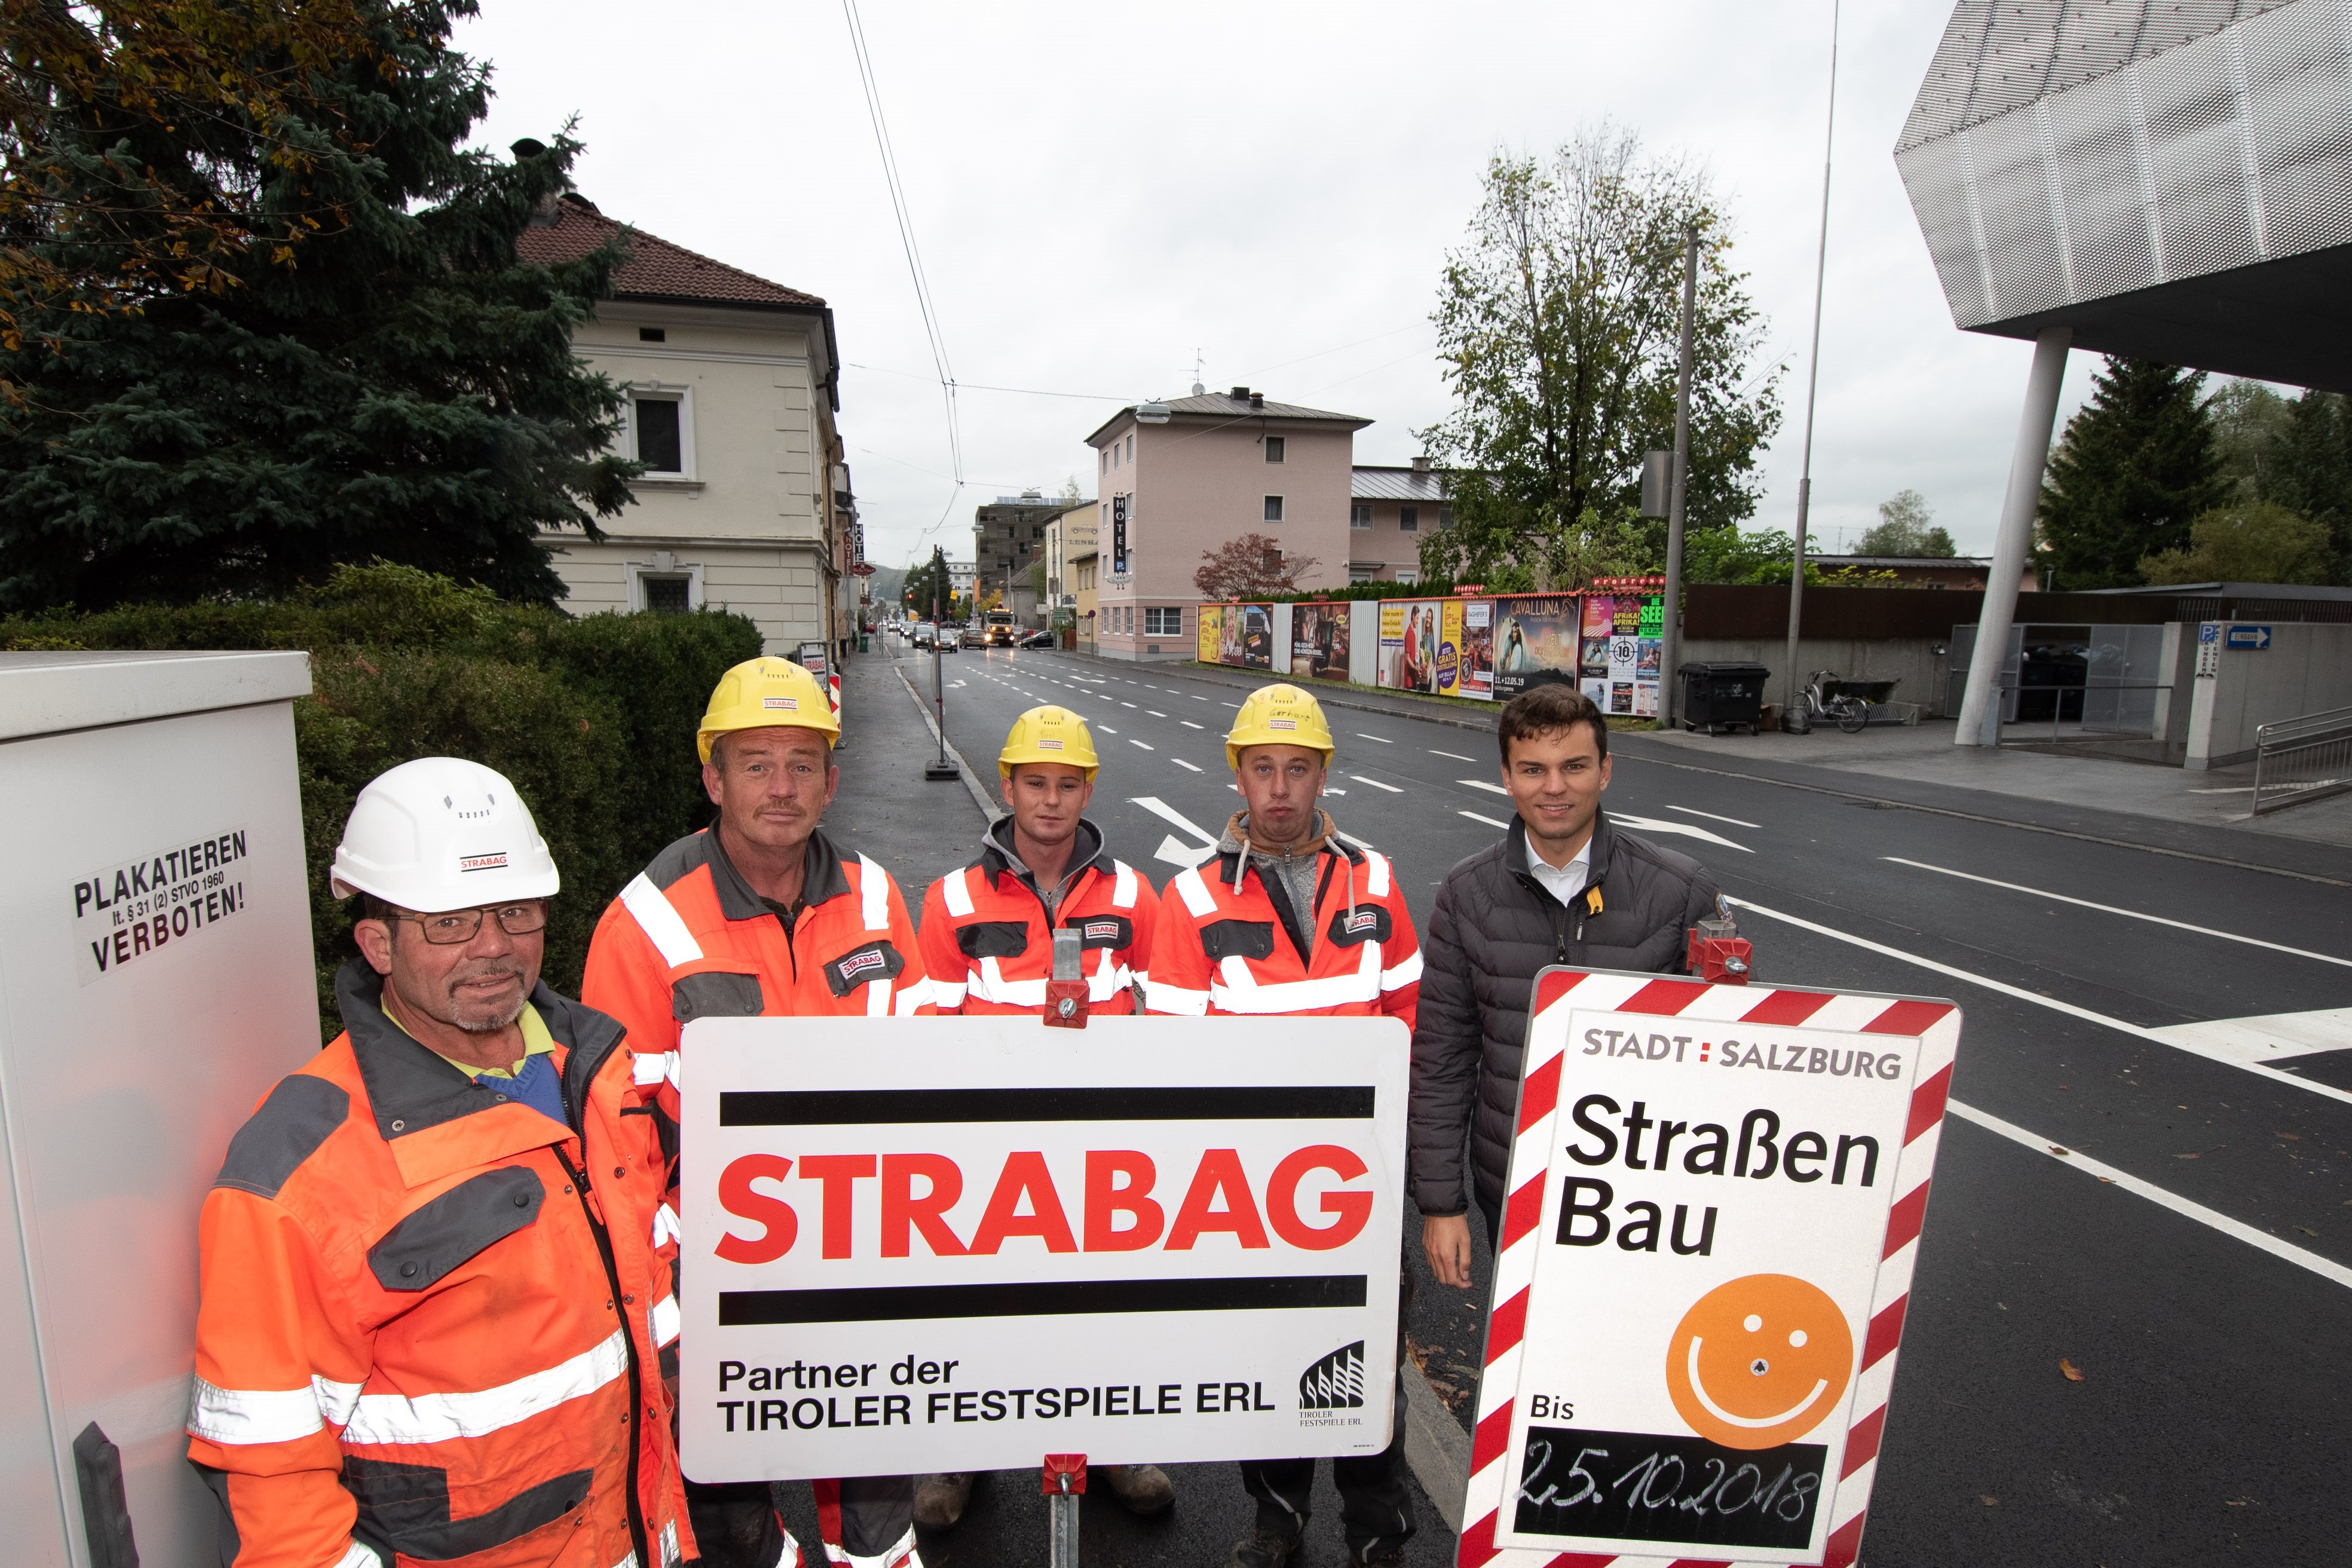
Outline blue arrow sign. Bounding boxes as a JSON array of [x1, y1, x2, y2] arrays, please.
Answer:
[[2224, 624, 2272, 650]]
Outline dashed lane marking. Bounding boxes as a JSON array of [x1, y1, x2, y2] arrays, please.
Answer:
[[1171, 759, 1202, 772], [1356, 733, 1392, 744], [1430, 750, 1478, 762], [1726, 896, 2352, 1109], [1147, 711, 1167, 718], [1350, 775, 1405, 793], [1130, 740, 1154, 751], [1457, 778, 1511, 795], [1181, 721, 1204, 729], [1666, 803, 1762, 829], [1459, 810, 1511, 829], [1884, 857, 2352, 970]]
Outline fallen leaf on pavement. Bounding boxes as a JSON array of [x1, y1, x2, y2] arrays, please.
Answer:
[[2049, 1145, 2070, 1157], [2277, 1132, 2301, 1140], [2175, 1153, 2200, 1159], [2097, 1175, 2116, 1183], [2297, 1227, 2319, 1238], [2060, 1358, 2086, 1382], [1979, 1495, 1998, 1506]]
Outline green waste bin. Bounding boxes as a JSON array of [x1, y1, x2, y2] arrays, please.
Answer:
[[858, 634, 870, 654]]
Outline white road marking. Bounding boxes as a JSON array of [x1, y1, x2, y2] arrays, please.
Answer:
[[1147, 710, 1166, 718], [1171, 758, 1202, 773], [1130, 794, 1220, 859], [1350, 775, 1405, 793], [1193, 694, 1211, 701], [1460, 810, 1512, 829], [1883, 857, 2352, 970], [1666, 804, 1762, 829], [1181, 721, 1204, 730], [1611, 813, 1751, 853], [1221, 702, 1241, 709], [1356, 733, 1392, 744], [1120, 702, 1137, 708], [1323, 788, 1348, 795], [1946, 1100, 2352, 1291], [1129, 740, 1154, 751], [1725, 896, 2352, 1108], [1431, 750, 1478, 762], [2146, 1009, 2352, 1065], [1457, 779, 1511, 795]]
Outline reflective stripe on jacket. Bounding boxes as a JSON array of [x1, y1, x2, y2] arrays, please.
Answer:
[[917, 818, 1158, 1015], [582, 828, 932, 1136], [188, 963, 688, 1568], [1144, 826, 1420, 1024]]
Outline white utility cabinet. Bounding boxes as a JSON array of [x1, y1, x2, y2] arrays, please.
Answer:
[[0, 650, 318, 1567]]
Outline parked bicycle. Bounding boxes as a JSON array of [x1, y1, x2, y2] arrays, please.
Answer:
[[1784, 669, 1871, 734]]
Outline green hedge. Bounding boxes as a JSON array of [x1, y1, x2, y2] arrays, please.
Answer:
[[1, 564, 762, 1033]]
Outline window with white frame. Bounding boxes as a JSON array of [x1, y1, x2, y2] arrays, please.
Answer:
[[1350, 503, 1372, 530], [1348, 562, 1379, 582], [1125, 434, 1134, 463], [627, 388, 690, 476], [1263, 495, 1284, 523], [627, 560, 704, 613], [1144, 606, 1183, 636], [1398, 506, 1419, 532], [1264, 436, 1285, 463]]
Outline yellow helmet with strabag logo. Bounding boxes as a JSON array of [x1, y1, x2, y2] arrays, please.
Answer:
[[1224, 683, 1336, 770], [999, 705, 1100, 781], [697, 657, 840, 762]]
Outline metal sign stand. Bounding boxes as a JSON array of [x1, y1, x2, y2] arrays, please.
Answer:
[[1044, 1454, 1086, 1568]]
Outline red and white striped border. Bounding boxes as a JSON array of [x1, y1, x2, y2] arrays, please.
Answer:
[[1456, 967, 1960, 1568]]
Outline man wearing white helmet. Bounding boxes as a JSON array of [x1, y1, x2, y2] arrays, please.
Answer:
[[584, 656, 930, 1568], [188, 758, 696, 1568]]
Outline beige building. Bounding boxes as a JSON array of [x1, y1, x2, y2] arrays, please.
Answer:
[[517, 194, 858, 656], [1083, 386, 1367, 661], [1043, 500, 1097, 618], [1070, 546, 1101, 651], [1349, 461, 1450, 584]]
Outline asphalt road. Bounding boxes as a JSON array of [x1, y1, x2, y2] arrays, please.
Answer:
[[880, 638, 2352, 1568]]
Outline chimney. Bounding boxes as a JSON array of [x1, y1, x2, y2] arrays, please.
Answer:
[[1231, 386, 1250, 400], [1411, 455, 1431, 472], [1250, 391, 1265, 410]]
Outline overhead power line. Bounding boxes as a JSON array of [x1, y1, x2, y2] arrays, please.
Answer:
[[841, 0, 964, 513]]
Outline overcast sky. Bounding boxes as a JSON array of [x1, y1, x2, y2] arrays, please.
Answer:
[[454, 0, 2106, 569]]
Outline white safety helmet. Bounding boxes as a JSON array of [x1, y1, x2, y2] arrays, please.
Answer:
[[329, 757, 561, 913]]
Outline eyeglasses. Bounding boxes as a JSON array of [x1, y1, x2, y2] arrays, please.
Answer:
[[400, 901, 550, 945]]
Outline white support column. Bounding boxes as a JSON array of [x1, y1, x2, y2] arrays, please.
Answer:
[[1956, 326, 2071, 747]]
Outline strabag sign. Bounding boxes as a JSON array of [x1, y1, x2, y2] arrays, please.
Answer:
[[73, 827, 251, 985], [678, 1015, 1408, 1480], [1460, 967, 1961, 1568]]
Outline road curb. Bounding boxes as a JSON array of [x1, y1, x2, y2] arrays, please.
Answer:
[[1401, 1353, 1471, 1532], [896, 664, 999, 822]]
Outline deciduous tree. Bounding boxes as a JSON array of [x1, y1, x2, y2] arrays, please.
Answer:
[[1194, 532, 1319, 599], [2139, 502, 2332, 585], [1856, 489, 1956, 557], [1417, 126, 1781, 587]]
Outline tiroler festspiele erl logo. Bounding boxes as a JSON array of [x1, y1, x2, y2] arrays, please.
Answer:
[[1299, 1341, 1366, 1411]]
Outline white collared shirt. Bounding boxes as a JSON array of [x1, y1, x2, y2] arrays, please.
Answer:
[[1524, 831, 1592, 907]]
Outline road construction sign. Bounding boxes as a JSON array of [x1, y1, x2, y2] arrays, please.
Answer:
[[1459, 967, 1961, 1568], [678, 1015, 1407, 1480]]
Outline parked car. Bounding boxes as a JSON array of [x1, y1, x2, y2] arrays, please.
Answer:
[[1019, 629, 1056, 648]]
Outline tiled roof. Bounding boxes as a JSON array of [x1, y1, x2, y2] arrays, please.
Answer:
[[1351, 466, 1450, 502], [515, 194, 824, 310]]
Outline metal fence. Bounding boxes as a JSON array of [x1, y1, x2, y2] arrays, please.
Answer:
[[2252, 705, 2352, 814]]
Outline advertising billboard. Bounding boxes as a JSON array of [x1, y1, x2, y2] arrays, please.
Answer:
[[1582, 592, 1664, 717], [1291, 602, 1352, 681], [1493, 595, 1581, 698], [1197, 605, 1222, 664], [1456, 599, 1495, 700], [1378, 600, 1444, 694]]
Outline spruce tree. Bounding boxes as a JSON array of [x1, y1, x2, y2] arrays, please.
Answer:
[[2037, 357, 2224, 589], [2270, 391, 2352, 584], [0, 0, 637, 610]]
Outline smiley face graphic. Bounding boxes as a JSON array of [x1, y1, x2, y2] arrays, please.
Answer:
[[1665, 1274, 1854, 1450]]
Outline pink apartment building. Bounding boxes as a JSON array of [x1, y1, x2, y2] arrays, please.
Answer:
[[1084, 386, 1368, 661], [1349, 458, 1453, 584]]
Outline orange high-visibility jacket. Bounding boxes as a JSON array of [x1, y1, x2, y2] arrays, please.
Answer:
[[1146, 823, 1421, 1024], [917, 819, 1159, 1014], [188, 963, 690, 1568], [582, 827, 932, 1132]]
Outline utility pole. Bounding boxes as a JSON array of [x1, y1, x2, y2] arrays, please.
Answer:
[[1786, 0, 1842, 718], [1661, 222, 1699, 731], [924, 544, 958, 782]]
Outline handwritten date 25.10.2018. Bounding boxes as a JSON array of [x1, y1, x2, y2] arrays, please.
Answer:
[[1513, 1425, 1826, 1551]]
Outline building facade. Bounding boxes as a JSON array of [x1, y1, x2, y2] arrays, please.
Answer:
[[973, 492, 1067, 621], [1070, 546, 1100, 651], [515, 194, 856, 657], [1349, 461, 1450, 584], [1043, 499, 1098, 622], [1083, 386, 1368, 661]]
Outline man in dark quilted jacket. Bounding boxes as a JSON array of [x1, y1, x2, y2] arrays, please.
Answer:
[[1410, 684, 1722, 1287]]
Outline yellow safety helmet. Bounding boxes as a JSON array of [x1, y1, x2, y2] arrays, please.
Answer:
[[1225, 683, 1336, 770], [999, 705, 1100, 782], [697, 656, 840, 762]]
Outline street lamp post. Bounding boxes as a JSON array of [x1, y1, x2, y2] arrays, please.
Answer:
[[924, 544, 958, 782]]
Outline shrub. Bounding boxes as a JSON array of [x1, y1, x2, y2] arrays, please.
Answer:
[[0, 564, 762, 1030]]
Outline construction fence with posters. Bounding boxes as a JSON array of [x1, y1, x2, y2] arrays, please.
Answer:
[[1192, 581, 1662, 712]]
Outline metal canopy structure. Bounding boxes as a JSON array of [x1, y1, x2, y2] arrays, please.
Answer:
[[1897, 0, 2352, 391]]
